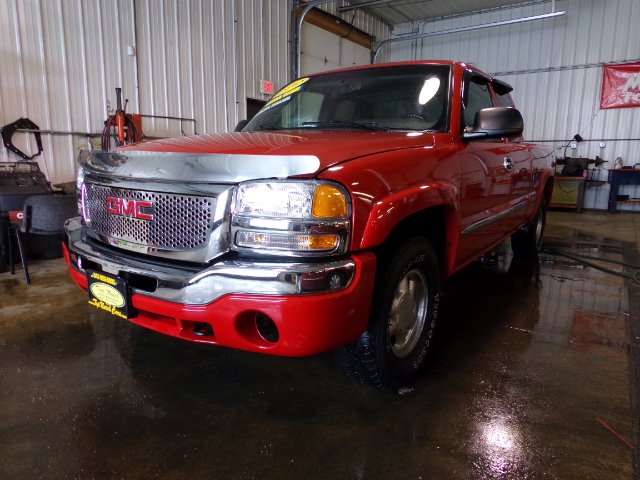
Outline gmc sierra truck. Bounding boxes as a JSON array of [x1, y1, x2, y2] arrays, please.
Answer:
[[64, 60, 554, 391]]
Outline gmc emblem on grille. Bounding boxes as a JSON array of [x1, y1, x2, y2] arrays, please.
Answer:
[[106, 197, 154, 221]]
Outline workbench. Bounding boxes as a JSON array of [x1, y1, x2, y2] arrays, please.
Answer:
[[549, 176, 586, 211], [607, 169, 640, 213]]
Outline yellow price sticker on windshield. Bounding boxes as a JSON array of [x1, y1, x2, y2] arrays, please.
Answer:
[[265, 77, 310, 108]]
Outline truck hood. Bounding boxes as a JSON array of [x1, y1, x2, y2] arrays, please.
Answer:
[[82, 131, 436, 183]]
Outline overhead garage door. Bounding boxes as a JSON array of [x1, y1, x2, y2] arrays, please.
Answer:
[[300, 23, 370, 76]]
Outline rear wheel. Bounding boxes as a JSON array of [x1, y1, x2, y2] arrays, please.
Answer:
[[338, 236, 441, 392], [512, 200, 546, 257]]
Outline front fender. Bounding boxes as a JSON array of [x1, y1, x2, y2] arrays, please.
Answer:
[[531, 147, 556, 208], [317, 142, 462, 277], [539, 166, 555, 204], [359, 181, 459, 249]]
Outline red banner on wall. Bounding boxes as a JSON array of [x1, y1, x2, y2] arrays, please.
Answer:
[[600, 62, 640, 109]]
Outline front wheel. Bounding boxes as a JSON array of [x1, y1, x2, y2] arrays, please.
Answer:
[[338, 237, 441, 392], [511, 200, 546, 257]]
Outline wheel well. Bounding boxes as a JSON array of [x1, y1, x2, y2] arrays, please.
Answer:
[[375, 206, 450, 276]]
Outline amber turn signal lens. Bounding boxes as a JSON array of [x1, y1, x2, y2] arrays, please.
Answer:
[[235, 231, 339, 251], [309, 234, 340, 250], [312, 185, 347, 218]]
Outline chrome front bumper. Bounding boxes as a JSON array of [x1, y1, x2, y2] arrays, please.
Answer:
[[64, 217, 356, 306]]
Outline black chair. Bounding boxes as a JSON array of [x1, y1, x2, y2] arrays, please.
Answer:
[[8, 194, 78, 284]]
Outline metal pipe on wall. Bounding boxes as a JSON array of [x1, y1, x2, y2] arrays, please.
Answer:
[[492, 57, 640, 77], [338, 0, 399, 13], [291, 0, 334, 80], [18, 111, 198, 138], [371, 10, 566, 63], [139, 114, 197, 135], [524, 138, 640, 143], [17, 129, 101, 137]]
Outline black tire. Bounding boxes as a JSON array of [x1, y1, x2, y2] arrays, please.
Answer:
[[338, 236, 441, 392], [511, 200, 546, 257]]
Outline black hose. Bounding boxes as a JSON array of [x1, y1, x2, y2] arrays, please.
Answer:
[[100, 114, 143, 151], [542, 246, 640, 284]]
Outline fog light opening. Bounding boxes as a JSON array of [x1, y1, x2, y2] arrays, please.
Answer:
[[255, 314, 279, 343], [193, 322, 213, 337], [328, 271, 345, 290]]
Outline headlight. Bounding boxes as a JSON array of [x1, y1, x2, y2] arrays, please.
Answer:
[[232, 181, 350, 256], [76, 167, 88, 221], [76, 166, 85, 192]]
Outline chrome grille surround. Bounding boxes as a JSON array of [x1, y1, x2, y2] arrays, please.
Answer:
[[75, 149, 322, 263], [84, 183, 216, 252]]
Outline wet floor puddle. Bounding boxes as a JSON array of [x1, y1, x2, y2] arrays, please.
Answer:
[[0, 229, 636, 479]]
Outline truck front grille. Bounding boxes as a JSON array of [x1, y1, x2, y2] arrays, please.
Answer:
[[85, 184, 215, 250]]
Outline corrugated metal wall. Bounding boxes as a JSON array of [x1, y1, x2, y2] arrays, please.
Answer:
[[0, 0, 289, 184], [0, 0, 137, 184], [0, 0, 389, 185], [388, 0, 640, 210], [300, 24, 372, 75], [135, 0, 290, 138], [320, 1, 391, 64]]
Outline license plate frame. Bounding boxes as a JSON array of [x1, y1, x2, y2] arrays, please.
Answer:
[[86, 269, 131, 319]]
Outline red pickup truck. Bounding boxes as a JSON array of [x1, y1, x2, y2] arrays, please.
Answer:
[[64, 60, 554, 391]]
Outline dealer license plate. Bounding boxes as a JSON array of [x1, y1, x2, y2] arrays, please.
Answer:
[[86, 270, 131, 319]]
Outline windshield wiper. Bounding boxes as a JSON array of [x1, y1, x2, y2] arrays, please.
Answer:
[[301, 121, 388, 131]]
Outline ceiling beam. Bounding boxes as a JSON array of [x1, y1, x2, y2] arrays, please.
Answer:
[[297, 7, 374, 49]]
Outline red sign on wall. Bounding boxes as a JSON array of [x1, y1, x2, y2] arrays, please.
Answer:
[[260, 80, 274, 95], [600, 62, 640, 109]]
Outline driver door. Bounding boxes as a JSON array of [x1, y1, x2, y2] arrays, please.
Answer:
[[457, 75, 517, 265]]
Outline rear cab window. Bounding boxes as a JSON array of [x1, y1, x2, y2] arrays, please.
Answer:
[[491, 78, 521, 142], [492, 78, 515, 107], [495, 92, 514, 107], [462, 74, 494, 130]]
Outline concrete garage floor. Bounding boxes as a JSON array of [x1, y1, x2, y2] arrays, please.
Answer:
[[1, 211, 639, 479]]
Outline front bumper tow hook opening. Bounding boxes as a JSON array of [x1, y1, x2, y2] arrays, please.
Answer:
[[193, 322, 213, 337]]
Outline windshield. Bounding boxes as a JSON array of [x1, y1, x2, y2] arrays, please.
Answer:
[[244, 64, 450, 132]]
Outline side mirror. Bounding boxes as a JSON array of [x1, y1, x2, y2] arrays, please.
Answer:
[[463, 107, 523, 141], [234, 119, 249, 132]]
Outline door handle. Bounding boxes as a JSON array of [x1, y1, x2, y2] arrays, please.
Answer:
[[503, 157, 513, 171]]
